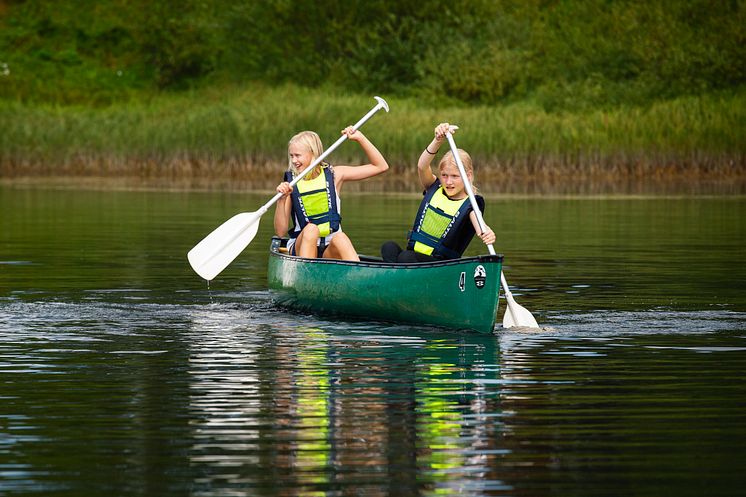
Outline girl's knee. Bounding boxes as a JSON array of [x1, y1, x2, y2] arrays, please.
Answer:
[[398, 250, 421, 263], [334, 232, 352, 244], [302, 224, 320, 237], [381, 241, 402, 262]]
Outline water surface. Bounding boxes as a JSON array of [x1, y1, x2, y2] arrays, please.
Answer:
[[1, 186, 744, 496]]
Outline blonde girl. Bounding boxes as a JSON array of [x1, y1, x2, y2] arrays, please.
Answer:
[[275, 127, 389, 260], [381, 122, 495, 263]]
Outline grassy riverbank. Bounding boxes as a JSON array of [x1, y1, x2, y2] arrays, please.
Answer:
[[1, 84, 744, 194], [1, 1, 744, 193]]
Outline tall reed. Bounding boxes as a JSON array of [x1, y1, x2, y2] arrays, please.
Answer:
[[1, 84, 743, 193]]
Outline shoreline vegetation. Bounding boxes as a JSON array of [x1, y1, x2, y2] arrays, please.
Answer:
[[1, 85, 744, 194], [1, 1, 743, 194]]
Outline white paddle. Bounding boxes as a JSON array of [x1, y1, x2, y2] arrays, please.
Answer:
[[444, 128, 539, 329], [188, 96, 390, 281]]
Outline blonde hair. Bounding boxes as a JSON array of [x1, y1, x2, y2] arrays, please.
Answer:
[[439, 149, 478, 193], [287, 131, 324, 175]]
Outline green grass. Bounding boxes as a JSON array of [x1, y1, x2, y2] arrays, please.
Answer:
[[1, 83, 744, 193]]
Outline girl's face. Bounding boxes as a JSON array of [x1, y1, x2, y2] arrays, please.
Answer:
[[439, 163, 471, 199], [288, 143, 314, 171]]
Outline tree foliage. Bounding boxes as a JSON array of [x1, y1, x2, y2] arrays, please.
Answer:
[[0, 0, 743, 109]]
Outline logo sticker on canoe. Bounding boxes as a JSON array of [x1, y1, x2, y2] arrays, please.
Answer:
[[474, 265, 486, 289]]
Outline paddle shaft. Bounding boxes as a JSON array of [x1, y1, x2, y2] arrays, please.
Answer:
[[255, 97, 389, 219], [444, 131, 534, 322], [444, 132, 495, 256]]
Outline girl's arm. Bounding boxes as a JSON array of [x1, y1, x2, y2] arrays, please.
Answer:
[[273, 181, 293, 237], [469, 211, 496, 245], [417, 123, 452, 190], [332, 127, 389, 189]]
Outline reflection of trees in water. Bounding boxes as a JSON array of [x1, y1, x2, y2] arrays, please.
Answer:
[[186, 315, 506, 495]]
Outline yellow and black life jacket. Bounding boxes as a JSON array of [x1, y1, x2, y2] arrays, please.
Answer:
[[286, 165, 341, 239], [407, 180, 474, 259]]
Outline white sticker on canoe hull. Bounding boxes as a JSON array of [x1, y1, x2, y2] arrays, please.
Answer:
[[474, 265, 486, 289]]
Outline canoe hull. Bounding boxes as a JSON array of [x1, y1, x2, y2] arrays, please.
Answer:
[[267, 238, 503, 333]]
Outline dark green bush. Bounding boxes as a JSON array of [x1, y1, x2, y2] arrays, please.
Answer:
[[0, 0, 743, 108]]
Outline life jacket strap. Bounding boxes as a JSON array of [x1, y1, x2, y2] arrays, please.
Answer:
[[408, 230, 462, 259]]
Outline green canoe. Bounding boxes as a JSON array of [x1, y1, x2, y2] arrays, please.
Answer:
[[267, 237, 503, 333]]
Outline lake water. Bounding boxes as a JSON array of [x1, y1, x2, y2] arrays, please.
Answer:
[[1, 185, 745, 496]]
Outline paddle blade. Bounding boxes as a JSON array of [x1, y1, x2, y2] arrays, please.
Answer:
[[502, 293, 540, 329], [187, 211, 262, 281]]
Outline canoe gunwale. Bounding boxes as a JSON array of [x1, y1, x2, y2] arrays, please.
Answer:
[[269, 236, 504, 268]]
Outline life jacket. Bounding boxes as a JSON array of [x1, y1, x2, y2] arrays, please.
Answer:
[[407, 180, 473, 259], [285, 165, 341, 240]]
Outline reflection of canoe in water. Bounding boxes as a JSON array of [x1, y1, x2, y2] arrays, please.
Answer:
[[267, 237, 503, 333]]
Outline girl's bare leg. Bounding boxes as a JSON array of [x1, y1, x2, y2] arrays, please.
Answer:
[[323, 232, 360, 261], [296, 224, 321, 258]]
